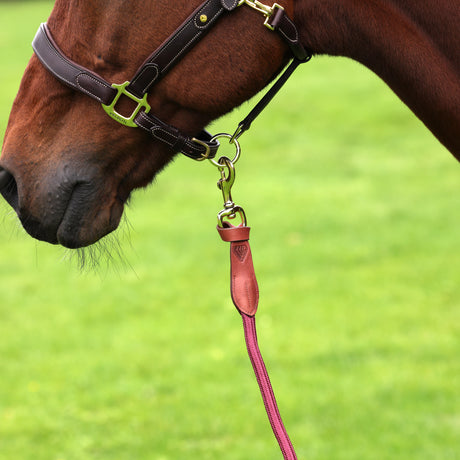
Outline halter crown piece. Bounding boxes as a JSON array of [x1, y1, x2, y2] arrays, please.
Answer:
[[32, 2, 310, 459]]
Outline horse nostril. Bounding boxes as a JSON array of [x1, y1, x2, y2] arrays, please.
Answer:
[[0, 167, 19, 211], [0, 167, 11, 189]]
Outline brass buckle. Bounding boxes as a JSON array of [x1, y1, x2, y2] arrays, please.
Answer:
[[191, 137, 213, 161], [238, 0, 284, 30], [102, 81, 151, 128], [263, 3, 284, 30]]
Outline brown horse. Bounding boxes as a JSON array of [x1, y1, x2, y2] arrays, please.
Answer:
[[0, 0, 459, 249]]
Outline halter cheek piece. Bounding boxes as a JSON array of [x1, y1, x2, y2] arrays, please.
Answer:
[[32, 0, 310, 160]]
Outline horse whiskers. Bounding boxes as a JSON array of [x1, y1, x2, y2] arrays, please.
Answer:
[[1, 198, 134, 272], [61, 214, 135, 273], [0, 202, 24, 240]]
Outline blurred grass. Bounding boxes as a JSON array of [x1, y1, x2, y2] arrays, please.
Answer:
[[1, 2, 459, 460]]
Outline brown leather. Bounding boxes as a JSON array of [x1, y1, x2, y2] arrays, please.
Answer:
[[220, 0, 239, 10], [127, 0, 240, 98], [218, 224, 259, 317], [267, 8, 310, 61], [217, 225, 250, 242], [134, 111, 220, 159], [32, 23, 117, 105]]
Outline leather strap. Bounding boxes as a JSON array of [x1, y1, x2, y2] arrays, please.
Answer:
[[233, 58, 306, 139], [135, 110, 220, 160], [127, 0, 239, 98], [217, 223, 258, 316], [267, 7, 309, 61], [242, 315, 297, 460], [128, 1, 309, 98], [32, 23, 117, 105], [218, 222, 297, 459]]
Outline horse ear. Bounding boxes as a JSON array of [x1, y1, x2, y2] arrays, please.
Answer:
[[220, 0, 239, 11]]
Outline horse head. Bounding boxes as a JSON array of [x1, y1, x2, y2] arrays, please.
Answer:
[[0, 0, 291, 248], [1, 0, 459, 249]]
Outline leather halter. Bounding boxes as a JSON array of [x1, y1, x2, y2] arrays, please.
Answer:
[[32, 0, 309, 160]]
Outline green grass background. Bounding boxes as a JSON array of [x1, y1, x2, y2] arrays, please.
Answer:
[[1, 2, 459, 459]]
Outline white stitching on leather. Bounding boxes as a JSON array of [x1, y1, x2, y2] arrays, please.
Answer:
[[137, 112, 204, 155], [40, 28, 107, 102], [136, 111, 153, 133], [163, 7, 224, 73], [131, 65, 159, 94], [221, 0, 238, 10], [278, 15, 298, 43], [152, 128, 177, 147], [76, 74, 111, 103], [194, 0, 228, 29], [132, 1, 224, 93]]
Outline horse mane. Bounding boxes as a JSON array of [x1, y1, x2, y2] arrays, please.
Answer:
[[295, 0, 460, 156]]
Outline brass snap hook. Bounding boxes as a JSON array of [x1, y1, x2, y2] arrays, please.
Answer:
[[206, 133, 247, 227], [215, 153, 247, 227], [217, 157, 236, 205]]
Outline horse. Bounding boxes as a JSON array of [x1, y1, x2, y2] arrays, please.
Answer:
[[0, 0, 458, 249], [0, 2, 458, 458]]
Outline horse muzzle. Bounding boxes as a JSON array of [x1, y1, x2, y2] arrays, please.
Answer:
[[0, 164, 124, 248]]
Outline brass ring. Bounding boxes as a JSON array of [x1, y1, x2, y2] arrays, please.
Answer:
[[208, 133, 241, 167]]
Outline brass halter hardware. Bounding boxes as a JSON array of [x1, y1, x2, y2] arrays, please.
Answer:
[[102, 81, 151, 127], [205, 133, 246, 227], [237, 0, 284, 30]]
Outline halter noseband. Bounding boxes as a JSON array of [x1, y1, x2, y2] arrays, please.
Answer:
[[31, 0, 310, 160]]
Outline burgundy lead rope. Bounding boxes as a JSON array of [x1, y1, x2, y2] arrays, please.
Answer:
[[217, 223, 297, 460]]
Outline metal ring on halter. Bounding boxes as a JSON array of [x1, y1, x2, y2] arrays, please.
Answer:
[[209, 133, 241, 167]]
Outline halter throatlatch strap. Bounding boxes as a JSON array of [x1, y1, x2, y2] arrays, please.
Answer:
[[231, 57, 307, 141], [217, 223, 297, 460]]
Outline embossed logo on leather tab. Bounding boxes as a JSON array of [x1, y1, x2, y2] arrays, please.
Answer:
[[233, 243, 248, 262]]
